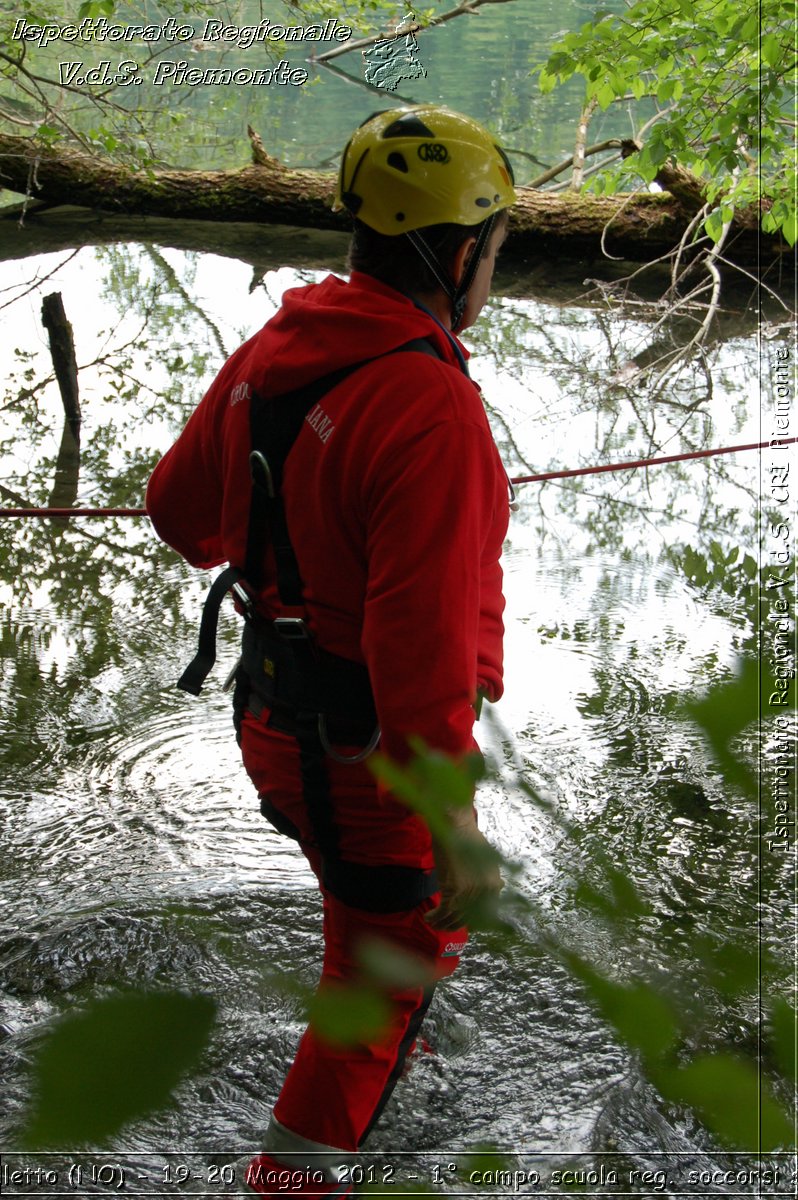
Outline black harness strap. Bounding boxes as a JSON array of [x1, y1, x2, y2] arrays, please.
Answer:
[[177, 565, 244, 696], [179, 337, 445, 912], [178, 339, 441, 697], [245, 339, 439, 603]]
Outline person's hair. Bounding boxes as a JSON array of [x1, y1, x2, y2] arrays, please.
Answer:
[[347, 214, 502, 296]]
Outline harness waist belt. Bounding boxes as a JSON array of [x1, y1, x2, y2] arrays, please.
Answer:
[[241, 620, 377, 728]]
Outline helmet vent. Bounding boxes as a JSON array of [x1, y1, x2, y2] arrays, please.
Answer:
[[359, 109, 391, 128], [395, 212, 406, 222], [475, 197, 491, 207], [387, 151, 409, 173], [495, 144, 515, 185], [383, 114, 435, 138]]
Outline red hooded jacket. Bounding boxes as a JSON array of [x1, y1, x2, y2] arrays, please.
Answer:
[[146, 271, 508, 777]]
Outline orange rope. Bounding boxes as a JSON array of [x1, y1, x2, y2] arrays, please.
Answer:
[[0, 507, 149, 517], [511, 437, 797, 485], [0, 437, 793, 517]]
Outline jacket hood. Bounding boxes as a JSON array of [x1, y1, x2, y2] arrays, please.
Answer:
[[247, 271, 469, 396]]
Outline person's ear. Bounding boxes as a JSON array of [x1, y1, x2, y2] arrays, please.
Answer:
[[451, 236, 477, 286]]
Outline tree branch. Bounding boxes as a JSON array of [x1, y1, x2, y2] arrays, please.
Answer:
[[571, 96, 598, 190], [528, 139, 623, 188], [311, 0, 517, 65], [0, 249, 81, 311]]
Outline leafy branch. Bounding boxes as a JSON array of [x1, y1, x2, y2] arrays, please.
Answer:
[[532, 0, 797, 245]]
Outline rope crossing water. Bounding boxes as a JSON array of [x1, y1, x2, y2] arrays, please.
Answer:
[[509, 436, 797, 485], [0, 437, 794, 518]]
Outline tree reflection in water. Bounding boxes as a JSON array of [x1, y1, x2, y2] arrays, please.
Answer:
[[0, 233, 791, 1168]]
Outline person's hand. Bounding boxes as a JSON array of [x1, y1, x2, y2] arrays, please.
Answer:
[[424, 805, 503, 931]]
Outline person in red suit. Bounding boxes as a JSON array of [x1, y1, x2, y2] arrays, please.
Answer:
[[146, 105, 515, 1197]]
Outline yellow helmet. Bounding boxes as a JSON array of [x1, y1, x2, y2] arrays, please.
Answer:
[[334, 106, 516, 235]]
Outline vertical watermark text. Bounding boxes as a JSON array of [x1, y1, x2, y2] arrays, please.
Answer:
[[763, 344, 795, 854]]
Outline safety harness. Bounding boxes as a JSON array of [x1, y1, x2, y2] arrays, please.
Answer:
[[178, 338, 447, 912]]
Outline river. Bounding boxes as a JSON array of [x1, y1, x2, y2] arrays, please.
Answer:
[[0, 0, 795, 1194]]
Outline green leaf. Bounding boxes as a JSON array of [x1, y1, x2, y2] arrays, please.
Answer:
[[547, 51, 575, 76], [528, 0, 793, 216], [79, 0, 115, 15], [780, 211, 797, 246], [704, 209, 725, 243], [769, 999, 796, 1082], [606, 865, 649, 916], [370, 742, 483, 839], [761, 33, 783, 68], [357, 936, 437, 990], [309, 984, 391, 1046], [23, 991, 216, 1147], [703, 941, 761, 996], [538, 68, 557, 94], [658, 1054, 795, 1150], [564, 954, 678, 1061], [683, 659, 759, 795], [648, 138, 670, 168], [575, 864, 648, 920]]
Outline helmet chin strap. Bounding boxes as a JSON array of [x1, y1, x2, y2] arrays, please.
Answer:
[[406, 213, 496, 333]]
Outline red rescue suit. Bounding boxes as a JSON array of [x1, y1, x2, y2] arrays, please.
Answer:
[[146, 271, 509, 1155]]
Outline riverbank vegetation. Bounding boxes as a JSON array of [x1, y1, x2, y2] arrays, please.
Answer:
[[0, 0, 794, 273]]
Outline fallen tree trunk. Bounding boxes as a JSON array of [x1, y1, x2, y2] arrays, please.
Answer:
[[0, 207, 785, 325], [0, 129, 783, 266]]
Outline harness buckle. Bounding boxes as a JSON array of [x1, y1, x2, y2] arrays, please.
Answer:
[[274, 617, 315, 644], [231, 581, 255, 622]]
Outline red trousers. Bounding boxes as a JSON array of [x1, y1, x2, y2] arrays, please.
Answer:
[[240, 709, 467, 1152]]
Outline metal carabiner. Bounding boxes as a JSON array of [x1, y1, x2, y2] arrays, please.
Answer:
[[318, 715, 381, 764], [249, 450, 275, 498]]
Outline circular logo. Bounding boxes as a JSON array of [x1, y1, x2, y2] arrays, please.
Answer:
[[417, 142, 449, 163]]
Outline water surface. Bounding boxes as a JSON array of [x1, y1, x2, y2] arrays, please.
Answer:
[[0, 231, 790, 1195]]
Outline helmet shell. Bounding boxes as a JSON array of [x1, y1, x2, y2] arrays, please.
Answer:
[[334, 106, 516, 235]]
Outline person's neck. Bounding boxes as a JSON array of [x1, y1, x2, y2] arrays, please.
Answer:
[[408, 290, 452, 330], [405, 294, 470, 377]]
